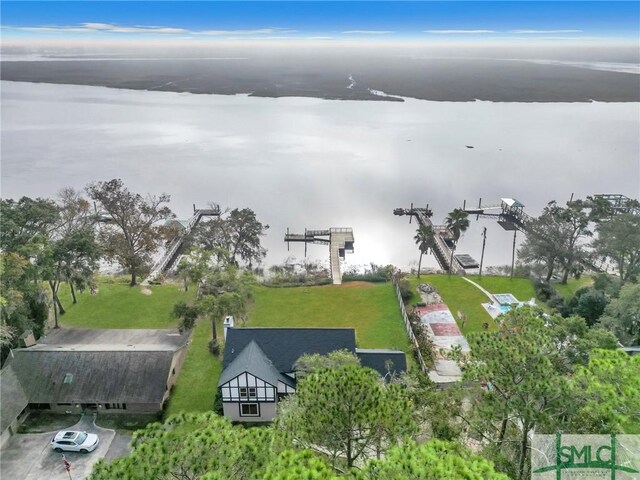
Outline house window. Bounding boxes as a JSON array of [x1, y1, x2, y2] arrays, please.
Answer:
[[239, 387, 257, 399], [240, 403, 259, 417]]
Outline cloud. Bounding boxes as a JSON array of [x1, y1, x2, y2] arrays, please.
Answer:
[[19, 26, 93, 33], [18, 22, 188, 34], [197, 28, 296, 36], [305, 36, 334, 40], [6, 23, 295, 36], [83, 23, 188, 34], [424, 30, 495, 34], [222, 36, 293, 41], [509, 29, 583, 34], [341, 30, 394, 35]]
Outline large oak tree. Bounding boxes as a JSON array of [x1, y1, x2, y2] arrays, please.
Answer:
[[86, 179, 174, 286]]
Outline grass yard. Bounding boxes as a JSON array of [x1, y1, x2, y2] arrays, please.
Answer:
[[466, 275, 537, 303], [405, 274, 537, 334], [248, 282, 410, 354], [54, 281, 221, 415], [54, 279, 410, 415], [406, 275, 494, 334], [165, 317, 223, 416], [57, 281, 195, 329], [552, 277, 594, 300]]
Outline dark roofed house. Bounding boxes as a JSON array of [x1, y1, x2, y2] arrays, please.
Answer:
[[0, 328, 189, 445], [218, 323, 407, 422]]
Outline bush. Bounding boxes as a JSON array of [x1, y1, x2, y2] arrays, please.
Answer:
[[398, 279, 413, 301], [342, 263, 396, 283], [172, 301, 198, 331], [212, 389, 223, 415], [565, 287, 609, 326], [593, 273, 622, 297], [533, 279, 557, 302], [411, 320, 435, 370], [547, 294, 566, 314]]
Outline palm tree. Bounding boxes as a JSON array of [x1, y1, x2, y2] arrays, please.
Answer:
[[414, 224, 435, 278], [445, 208, 470, 275]]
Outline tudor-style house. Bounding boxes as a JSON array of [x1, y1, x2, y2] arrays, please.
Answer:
[[218, 320, 407, 422]]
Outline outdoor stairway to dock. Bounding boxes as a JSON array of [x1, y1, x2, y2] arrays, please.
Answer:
[[284, 227, 354, 285], [411, 209, 465, 275], [143, 207, 220, 284], [329, 228, 355, 285]]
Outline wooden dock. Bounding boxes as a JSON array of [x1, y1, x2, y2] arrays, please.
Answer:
[[394, 206, 467, 275], [285, 227, 354, 284]]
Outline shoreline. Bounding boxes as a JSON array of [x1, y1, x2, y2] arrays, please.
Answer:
[[2, 79, 639, 105]]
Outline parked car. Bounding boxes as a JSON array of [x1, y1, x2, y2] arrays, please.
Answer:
[[50, 431, 99, 453]]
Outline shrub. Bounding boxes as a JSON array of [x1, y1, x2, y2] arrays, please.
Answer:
[[212, 389, 223, 415], [172, 301, 198, 331], [565, 287, 609, 326], [533, 279, 557, 302], [593, 273, 622, 297], [398, 279, 413, 301]]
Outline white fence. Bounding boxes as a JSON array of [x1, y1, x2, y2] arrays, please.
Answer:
[[391, 276, 428, 374]]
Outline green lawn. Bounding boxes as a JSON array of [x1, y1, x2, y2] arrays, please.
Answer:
[[407, 275, 494, 334], [55, 281, 222, 415], [466, 275, 537, 303], [58, 281, 194, 329], [165, 317, 223, 416], [248, 282, 410, 354], [55, 280, 411, 415], [406, 274, 537, 334], [552, 277, 594, 300]]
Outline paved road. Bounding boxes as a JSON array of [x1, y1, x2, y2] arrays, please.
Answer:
[[1, 414, 117, 480]]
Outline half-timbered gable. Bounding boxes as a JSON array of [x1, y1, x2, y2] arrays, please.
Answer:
[[218, 328, 406, 423]]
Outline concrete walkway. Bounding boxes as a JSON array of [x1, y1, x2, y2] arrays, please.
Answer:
[[461, 277, 495, 301]]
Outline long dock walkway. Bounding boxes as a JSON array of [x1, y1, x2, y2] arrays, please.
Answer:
[[285, 227, 354, 284], [394, 207, 466, 275]]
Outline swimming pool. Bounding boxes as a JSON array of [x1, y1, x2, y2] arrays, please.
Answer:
[[493, 293, 519, 305]]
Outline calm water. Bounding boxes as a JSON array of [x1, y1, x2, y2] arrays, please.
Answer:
[[1, 80, 639, 271]]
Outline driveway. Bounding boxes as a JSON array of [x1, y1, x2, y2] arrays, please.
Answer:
[[1, 414, 116, 480]]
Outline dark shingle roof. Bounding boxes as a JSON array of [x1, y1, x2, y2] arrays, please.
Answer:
[[8, 349, 177, 404], [218, 341, 294, 388], [223, 328, 356, 373], [0, 329, 189, 416], [356, 349, 408, 378], [0, 360, 29, 431]]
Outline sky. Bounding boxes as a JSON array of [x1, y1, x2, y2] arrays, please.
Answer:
[[1, 1, 639, 48]]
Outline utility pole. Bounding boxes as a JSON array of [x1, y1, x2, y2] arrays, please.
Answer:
[[510, 230, 517, 278], [479, 227, 487, 278]]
